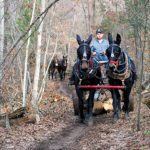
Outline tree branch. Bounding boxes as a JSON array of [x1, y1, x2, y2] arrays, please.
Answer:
[[1, 0, 60, 67]]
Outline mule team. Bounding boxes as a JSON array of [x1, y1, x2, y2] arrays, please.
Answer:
[[49, 32, 137, 125], [48, 55, 67, 81], [71, 33, 136, 125]]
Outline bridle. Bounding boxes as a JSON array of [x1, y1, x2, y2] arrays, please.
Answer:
[[77, 42, 91, 62], [108, 43, 121, 70]]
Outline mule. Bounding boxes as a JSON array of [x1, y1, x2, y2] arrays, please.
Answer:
[[48, 56, 59, 80], [58, 55, 68, 80], [72, 34, 101, 126], [106, 33, 137, 123]]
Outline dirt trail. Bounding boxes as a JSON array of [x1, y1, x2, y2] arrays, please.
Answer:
[[34, 124, 88, 150], [0, 80, 149, 150], [31, 80, 150, 150]]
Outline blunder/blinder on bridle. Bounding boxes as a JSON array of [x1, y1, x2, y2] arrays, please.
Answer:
[[77, 43, 91, 62], [110, 43, 121, 58], [108, 43, 121, 69]]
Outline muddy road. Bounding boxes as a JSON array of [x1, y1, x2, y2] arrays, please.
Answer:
[[0, 80, 149, 150], [31, 80, 150, 150]]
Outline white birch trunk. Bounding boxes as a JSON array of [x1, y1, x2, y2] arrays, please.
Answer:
[[32, 0, 45, 123], [38, 34, 58, 104], [43, 6, 55, 76], [22, 0, 37, 107], [0, 0, 4, 81]]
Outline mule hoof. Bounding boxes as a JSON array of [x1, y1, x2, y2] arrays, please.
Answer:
[[125, 113, 129, 120], [112, 114, 119, 123], [112, 117, 118, 124], [118, 110, 121, 118], [84, 116, 93, 126], [87, 119, 93, 126], [77, 117, 84, 123]]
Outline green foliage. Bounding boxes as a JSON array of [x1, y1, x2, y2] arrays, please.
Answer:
[[16, 0, 32, 32], [16, 0, 40, 47], [125, 0, 150, 30]]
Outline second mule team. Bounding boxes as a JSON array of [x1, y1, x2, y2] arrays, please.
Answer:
[[69, 28, 137, 125]]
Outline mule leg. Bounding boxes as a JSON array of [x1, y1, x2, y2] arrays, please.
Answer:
[[51, 70, 54, 80], [75, 86, 84, 122], [48, 69, 50, 80], [54, 70, 58, 80], [64, 71, 65, 80], [116, 90, 121, 117], [123, 87, 132, 120], [84, 89, 95, 126], [59, 70, 63, 81], [111, 89, 119, 123]]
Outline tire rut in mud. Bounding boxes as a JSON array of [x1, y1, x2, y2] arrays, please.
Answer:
[[33, 123, 88, 150]]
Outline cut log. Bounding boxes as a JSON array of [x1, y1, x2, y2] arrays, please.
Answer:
[[0, 107, 26, 127], [8, 107, 26, 119], [93, 101, 104, 115], [142, 90, 150, 99], [93, 98, 113, 115], [103, 98, 113, 111], [10, 114, 36, 125], [142, 79, 150, 90]]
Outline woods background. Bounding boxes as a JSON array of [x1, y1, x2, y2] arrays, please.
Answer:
[[0, 0, 150, 127]]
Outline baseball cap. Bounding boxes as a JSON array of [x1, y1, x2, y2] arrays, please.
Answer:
[[96, 28, 103, 34]]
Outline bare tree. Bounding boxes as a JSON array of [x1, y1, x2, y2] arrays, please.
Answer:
[[32, 0, 46, 123], [125, 0, 150, 131], [22, 0, 37, 108], [0, 0, 4, 81]]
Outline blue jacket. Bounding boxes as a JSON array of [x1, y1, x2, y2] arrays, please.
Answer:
[[91, 38, 109, 53]]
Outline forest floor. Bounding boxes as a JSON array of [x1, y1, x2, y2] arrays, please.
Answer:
[[0, 79, 150, 150]]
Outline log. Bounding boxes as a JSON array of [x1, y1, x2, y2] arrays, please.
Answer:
[[93, 98, 113, 115], [142, 79, 150, 90], [103, 98, 113, 111], [8, 107, 26, 119], [0, 107, 26, 127], [142, 90, 150, 98], [10, 114, 36, 125]]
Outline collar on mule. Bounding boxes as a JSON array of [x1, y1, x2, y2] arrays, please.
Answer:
[[74, 58, 99, 83], [108, 52, 130, 82]]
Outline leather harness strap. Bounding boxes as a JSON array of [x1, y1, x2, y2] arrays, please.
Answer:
[[108, 52, 130, 83]]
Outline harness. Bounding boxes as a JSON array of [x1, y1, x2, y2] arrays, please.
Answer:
[[74, 58, 100, 85], [108, 52, 130, 84]]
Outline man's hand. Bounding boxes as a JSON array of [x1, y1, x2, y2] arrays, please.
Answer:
[[100, 51, 106, 55], [92, 51, 96, 56]]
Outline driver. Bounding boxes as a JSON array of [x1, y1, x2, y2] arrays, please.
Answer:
[[91, 28, 109, 63]]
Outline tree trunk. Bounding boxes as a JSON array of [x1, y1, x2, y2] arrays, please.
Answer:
[[22, 0, 37, 107], [38, 34, 58, 104], [136, 0, 149, 131], [32, 0, 45, 123], [0, 0, 4, 81]]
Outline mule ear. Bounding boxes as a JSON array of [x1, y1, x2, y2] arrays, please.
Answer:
[[108, 32, 113, 44], [76, 34, 82, 45], [86, 34, 92, 44], [116, 33, 121, 45]]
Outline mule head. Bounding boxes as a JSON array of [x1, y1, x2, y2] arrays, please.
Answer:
[[106, 33, 122, 72], [76, 34, 92, 70]]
